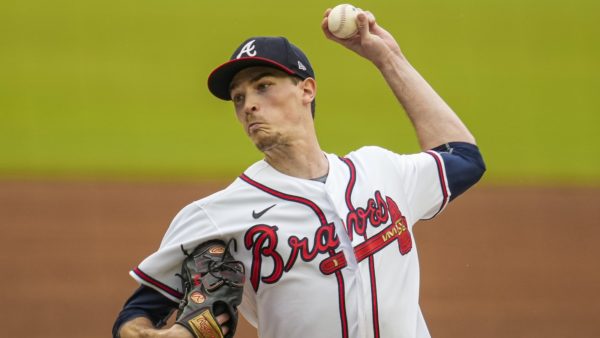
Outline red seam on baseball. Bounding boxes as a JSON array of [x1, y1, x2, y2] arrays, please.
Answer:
[[332, 5, 348, 34]]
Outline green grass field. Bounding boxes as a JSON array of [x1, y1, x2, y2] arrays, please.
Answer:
[[1, 0, 598, 183]]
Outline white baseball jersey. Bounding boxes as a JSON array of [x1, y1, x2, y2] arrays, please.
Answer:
[[131, 145, 450, 338]]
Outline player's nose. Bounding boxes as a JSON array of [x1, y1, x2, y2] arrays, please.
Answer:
[[243, 95, 259, 116]]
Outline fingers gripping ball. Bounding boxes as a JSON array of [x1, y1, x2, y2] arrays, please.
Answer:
[[327, 4, 359, 39], [176, 240, 245, 338]]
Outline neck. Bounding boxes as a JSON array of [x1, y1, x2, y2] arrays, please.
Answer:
[[263, 138, 328, 179]]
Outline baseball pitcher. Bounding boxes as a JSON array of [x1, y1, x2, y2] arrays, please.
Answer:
[[113, 6, 485, 338]]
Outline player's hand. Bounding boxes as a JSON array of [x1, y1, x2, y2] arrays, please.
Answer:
[[165, 323, 194, 337], [216, 313, 231, 336], [321, 8, 403, 68]]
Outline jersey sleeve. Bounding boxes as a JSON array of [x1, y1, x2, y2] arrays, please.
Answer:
[[355, 142, 484, 221], [387, 148, 451, 220], [129, 202, 222, 302]]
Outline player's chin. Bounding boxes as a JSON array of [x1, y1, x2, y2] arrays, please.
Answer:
[[254, 133, 282, 153], [255, 139, 274, 153]]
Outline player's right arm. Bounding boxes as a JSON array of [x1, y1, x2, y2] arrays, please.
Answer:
[[322, 8, 476, 151], [323, 8, 485, 203]]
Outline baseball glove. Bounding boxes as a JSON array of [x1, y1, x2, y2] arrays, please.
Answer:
[[176, 239, 245, 338]]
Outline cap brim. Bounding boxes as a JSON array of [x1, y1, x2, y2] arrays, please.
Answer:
[[207, 57, 296, 100]]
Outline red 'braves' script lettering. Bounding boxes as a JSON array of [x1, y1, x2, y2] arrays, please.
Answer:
[[285, 222, 339, 271], [244, 224, 283, 291], [244, 223, 339, 291], [244, 191, 411, 291], [346, 190, 389, 240]]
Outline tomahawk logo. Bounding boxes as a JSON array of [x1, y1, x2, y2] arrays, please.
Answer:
[[237, 40, 257, 58]]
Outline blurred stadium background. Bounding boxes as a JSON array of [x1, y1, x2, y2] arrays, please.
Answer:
[[1, 0, 598, 337]]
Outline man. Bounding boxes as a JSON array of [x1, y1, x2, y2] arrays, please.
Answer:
[[114, 8, 485, 338]]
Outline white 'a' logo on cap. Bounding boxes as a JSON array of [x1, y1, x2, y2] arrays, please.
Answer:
[[237, 40, 257, 59]]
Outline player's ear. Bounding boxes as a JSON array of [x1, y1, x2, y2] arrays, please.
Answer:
[[300, 77, 316, 107]]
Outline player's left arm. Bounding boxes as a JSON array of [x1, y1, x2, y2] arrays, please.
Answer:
[[322, 8, 476, 150]]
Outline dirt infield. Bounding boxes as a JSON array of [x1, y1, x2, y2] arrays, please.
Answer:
[[1, 181, 598, 338]]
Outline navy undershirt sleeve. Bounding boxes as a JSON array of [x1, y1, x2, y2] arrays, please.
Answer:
[[112, 285, 178, 338], [430, 142, 486, 201]]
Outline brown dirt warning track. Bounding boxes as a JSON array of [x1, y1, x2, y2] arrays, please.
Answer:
[[0, 181, 599, 338]]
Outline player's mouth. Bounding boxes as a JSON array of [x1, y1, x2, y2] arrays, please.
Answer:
[[248, 122, 264, 134]]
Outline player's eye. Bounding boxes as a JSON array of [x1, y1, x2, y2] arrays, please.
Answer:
[[257, 82, 272, 92], [232, 94, 244, 105]]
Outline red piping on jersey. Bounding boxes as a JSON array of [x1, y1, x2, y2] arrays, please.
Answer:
[[425, 151, 450, 218], [331, 249, 349, 338], [339, 157, 381, 338], [239, 174, 327, 225], [239, 173, 349, 338], [340, 157, 356, 238], [133, 267, 183, 299], [367, 256, 380, 338]]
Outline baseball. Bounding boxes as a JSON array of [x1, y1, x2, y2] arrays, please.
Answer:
[[327, 4, 359, 39]]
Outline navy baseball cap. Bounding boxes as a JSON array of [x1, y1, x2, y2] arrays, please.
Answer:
[[207, 37, 315, 101]]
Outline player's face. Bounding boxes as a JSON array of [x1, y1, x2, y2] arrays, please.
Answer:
[[229, 67, 314, 152]]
